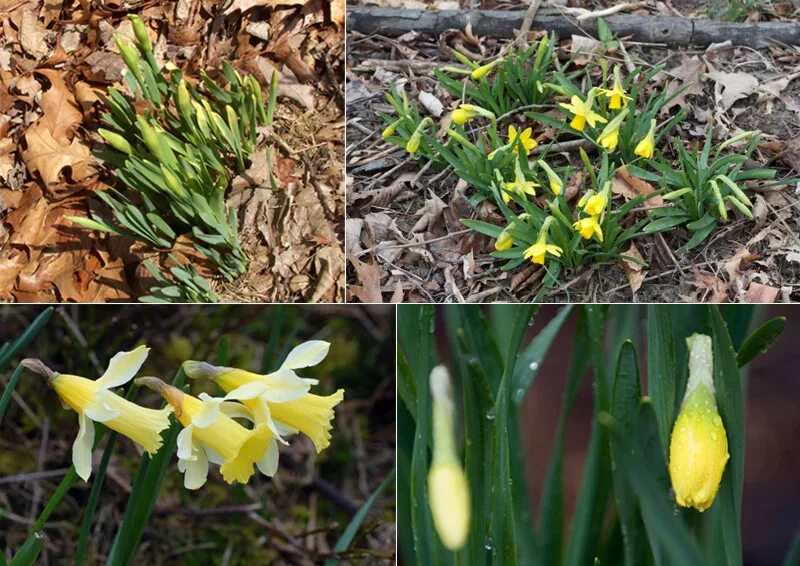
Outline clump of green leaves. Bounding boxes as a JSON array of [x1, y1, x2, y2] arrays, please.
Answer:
[[635, 128, 774, 253], [68, 14, 279, 299]]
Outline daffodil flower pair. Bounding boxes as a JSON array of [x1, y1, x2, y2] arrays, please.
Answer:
[[523, 216, 563, 265]]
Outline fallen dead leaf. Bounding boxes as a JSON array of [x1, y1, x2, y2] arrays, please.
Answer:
[[347, 254, 383, 302], [22, 126, 92, 185], [19, 11, 49, 60], [745, 281, 779, 303], [411, 192, 447, 233], [622, 242, 646, 293], [611, 165, 663, 208], [705, 69, 759, 112], [661, 55, 705, 112]]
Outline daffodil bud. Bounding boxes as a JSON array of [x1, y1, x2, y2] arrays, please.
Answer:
[[406, 117, 432, 155], [716, 174, 752, 207], [470, 58, 503, 80], [115, 36, 143, 84], [176, 80, 193, 121], [129, 14, 152, 54], [382, 118, 402, 140], [428, 365, 470, 551], [668, 334, 729, 512], [98, 128, 133, 155], [663, 187, 693, 201], [711, 179, 728, 221], [726, 195, 753, 218], [136, 115, 162, 160], [495, 224, 514, 251]]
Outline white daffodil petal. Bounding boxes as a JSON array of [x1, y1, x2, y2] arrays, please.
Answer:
[[279, 340, 330, 370], [273, 419, 299, 437], [182, 446, 209, 490], [219, 401, 254, 422], [204, 445, 225, 466], [261, 368, 313, 402], [192, 394, 222, 429], [96, 345, 149, 389], [256, 438, 280, 477], [74, 412, 95, 481], [224, 381, 269, 401], [84, 391, 121, 422], [177, 425, 196, 461]]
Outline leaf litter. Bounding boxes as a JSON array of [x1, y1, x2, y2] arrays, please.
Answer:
[[346, 22, 800, 303], [0, 0, 343, 302]]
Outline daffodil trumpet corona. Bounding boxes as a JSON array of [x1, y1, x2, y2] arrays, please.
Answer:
[[183, 340, 344, 467], [668, 334, 730, 512], [22, 346, 172, 482], [428, 365, 470, 551]]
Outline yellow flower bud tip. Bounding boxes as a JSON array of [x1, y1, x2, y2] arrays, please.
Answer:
[[406, 132, 421, 154], [451, 109, 470, 125], [428, 365, 470, 550], [634, 118, 657, 159], [381, 118, 401, 139], [129, 14, 152, 52], [495, 229, 513, 251], [669, 334, 730, 512], [470, 58, 503, 80], [98, 128, 133, 155]]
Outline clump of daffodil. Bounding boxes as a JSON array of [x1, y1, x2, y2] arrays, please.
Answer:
[[470, 57, 504, 80], [137, 376, 273, 489], [183, 341, 344, 462], [537, 160, 563, 196], [21, 346, 171, 482], [428, 365, 470, 551], [501, 159, 539, 204], [406, 117, 433, 154], [451, 104, 496, 126], [635, 118, 657, 159], [558, 89, 607, 132], [596, 109, 629, 152], [599, 66, 631, 110], [508, 125, 537, 155], [523, 216, 562, 265], [669, 334, 729, 512], [573, 215, 603, 241]]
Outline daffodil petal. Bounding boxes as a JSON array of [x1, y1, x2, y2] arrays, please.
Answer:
[[223, 381, 269, 401], [74, 412, 94, 481], [279, 340, 330, 370], [177, 424, 196, 461], [204, 445, 225, 466], [96, 345, 149, 389], [256, 438, 280, 477], [219, 401, 254, 421], [181, 445, 209, 490], [273, 419, 299, 437], [261, 368, 314, 402], [84, 390, 121, 422], [193, 394, 223, 429]]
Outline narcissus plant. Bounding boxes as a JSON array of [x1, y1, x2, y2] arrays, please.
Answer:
[[668, 333, 730, 512]]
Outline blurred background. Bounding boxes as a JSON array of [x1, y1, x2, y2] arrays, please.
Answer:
[[431, 305, 799, 566], [0, 305, 395, 565]]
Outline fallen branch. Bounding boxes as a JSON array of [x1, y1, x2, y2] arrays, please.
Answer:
[[347, 7, 800, 47]]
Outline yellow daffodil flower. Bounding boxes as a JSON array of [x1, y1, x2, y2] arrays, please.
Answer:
[[634, 118, 657, 159], [22, 346, 172, 482], [600, 66, 631, 110], [502, 160, 539, 204], [537, 160, 563, 195], [596, 108, 629, 152], [669, 334, 729, 512], [508, 125, 537, 155], [523, 217, 562, 265], [558, 90, 607, 131], [184, 341, 344, 458], [573, 216, 604, 241], [581, 181, 611, 216], [428, 365, 470, 550], [406, 117, 432, 155], [451, 104, 496, 125], [138, 377, 273, 489], [382, 118, 403, 140], [471, 58, 504, 80], [495, 226, 514, 251]]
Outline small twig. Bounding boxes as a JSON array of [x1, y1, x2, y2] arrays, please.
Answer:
[[57, 308, 103, 373], [355, 229, 472, 258], [0, 468, 70, 485], [574, 2, 644, 21]]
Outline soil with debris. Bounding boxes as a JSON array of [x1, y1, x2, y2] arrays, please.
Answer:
[[0, 0, 344, 303], [345, 27, 800, 303]]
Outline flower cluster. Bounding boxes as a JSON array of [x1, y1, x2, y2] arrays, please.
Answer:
[[27, 341, 343, 489]]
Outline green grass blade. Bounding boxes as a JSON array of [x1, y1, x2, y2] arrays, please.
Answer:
[[0, 364, 25, 423], [783, 524, 800, 566], [538, 310, 590, 566], [489, 305, 537, 564], [324, 467, 396, 566], [609, 341, 642, 566], [0, 307, 54, 372], [9, 533, 44, 566], [106, 369, 187, 565], [708, 306, 745, 566], [736, 317, 786, 368], [397, 402, 416, 564], [723, 305, 758, 351], [647, 305, 677, 458]]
